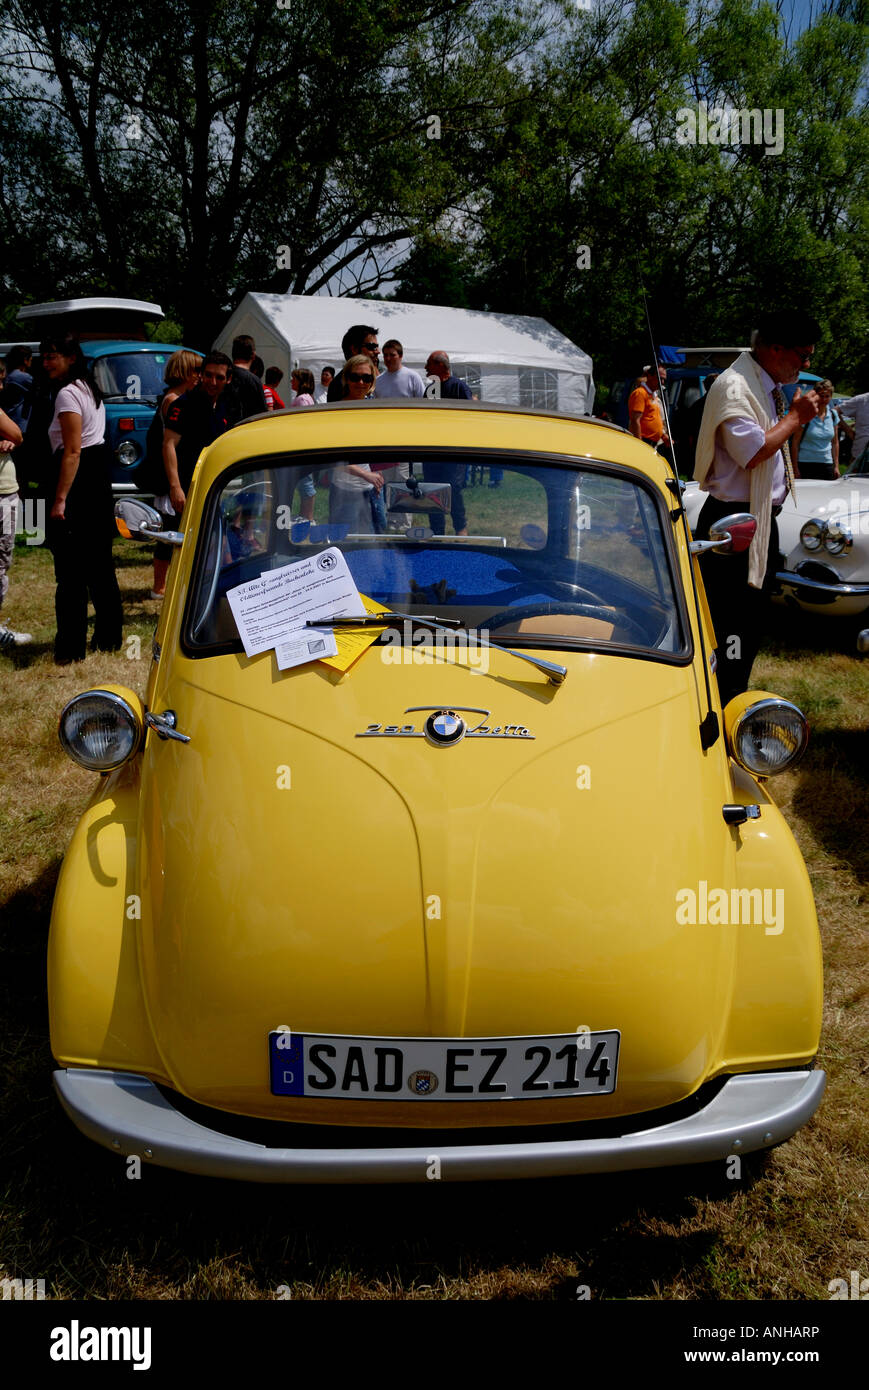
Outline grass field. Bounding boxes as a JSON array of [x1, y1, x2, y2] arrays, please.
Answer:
[[0, 533, 867, 1301]]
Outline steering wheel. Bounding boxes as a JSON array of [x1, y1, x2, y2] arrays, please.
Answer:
[[549, 579, 608, 604], [485, 601, 650, 646]]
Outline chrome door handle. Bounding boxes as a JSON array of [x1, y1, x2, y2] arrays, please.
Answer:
[[145, 710, 191, 743]]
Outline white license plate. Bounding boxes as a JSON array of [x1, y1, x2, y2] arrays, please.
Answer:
[[268, 1030, 619, 1100]]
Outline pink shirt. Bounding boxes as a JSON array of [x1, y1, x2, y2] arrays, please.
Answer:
[[704, 363, 786, 506]]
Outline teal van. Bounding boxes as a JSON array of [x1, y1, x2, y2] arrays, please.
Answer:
[[16, 298, 199, 493]]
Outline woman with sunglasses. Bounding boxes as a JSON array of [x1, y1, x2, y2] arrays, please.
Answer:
[[41, 332, 123, 664], [328, 355, 382, 532]]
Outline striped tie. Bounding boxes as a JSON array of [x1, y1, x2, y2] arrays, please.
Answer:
[[772, 386, 796, 500]]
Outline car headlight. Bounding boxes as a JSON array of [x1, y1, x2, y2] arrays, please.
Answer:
[[823, 522, 851, 555], [116, 440, 139, 467], [58, 687, 144, 771], [725, 696, 809, 777], [800, 519, 824, 552]]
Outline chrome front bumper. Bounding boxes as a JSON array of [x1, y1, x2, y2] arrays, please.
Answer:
[[776, 568, 869, 612], [54, 1068, 826, 1184]]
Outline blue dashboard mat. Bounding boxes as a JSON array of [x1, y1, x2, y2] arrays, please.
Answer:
[[344, 549, 554, 605]]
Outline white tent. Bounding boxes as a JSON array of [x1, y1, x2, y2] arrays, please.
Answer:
[[215, 293, 594, 415]]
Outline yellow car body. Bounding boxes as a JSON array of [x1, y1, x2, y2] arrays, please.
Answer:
[[50, 402, 824, 1181]]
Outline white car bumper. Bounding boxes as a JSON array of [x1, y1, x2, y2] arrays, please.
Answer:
[[54, 1067, 826, 1183]]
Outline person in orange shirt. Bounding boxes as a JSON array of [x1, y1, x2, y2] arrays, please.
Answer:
[[628, 364, 671, 454]]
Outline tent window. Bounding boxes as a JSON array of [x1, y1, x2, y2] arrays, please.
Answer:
[[519, 369, 558, 410], [451, 363, 482, 399]]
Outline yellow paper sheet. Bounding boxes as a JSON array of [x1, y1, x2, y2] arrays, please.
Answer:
[[318, 594, 391, 672]]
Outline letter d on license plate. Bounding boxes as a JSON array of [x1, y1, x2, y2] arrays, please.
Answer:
[[268, 1031, 619, 1100]]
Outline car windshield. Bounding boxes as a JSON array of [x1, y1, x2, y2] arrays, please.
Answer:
[[91, 351, 168, 404], [184, 452, 688, 659]]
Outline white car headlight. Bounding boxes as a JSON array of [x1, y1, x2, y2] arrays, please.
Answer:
[[728, 698, 809, 777], [59, 689, 143, 771], [799, 519, 824, 552], [823, 522, 851, 555]]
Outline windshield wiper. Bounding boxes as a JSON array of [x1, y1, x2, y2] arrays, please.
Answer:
[[309, 611, 567, 686]]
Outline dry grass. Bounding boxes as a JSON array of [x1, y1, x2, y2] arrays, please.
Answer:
[[0, 544, 867, 1301]]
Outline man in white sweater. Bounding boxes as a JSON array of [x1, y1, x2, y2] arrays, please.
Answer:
[[693, 309, 821, 704]]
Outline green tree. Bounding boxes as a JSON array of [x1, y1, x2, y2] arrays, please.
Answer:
[[0, 0, 542, 344]]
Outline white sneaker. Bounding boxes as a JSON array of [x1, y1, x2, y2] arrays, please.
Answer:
[[0, 624, 33, 649]]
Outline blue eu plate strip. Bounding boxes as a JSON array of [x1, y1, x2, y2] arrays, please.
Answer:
[[269, 1032, 306, 1096]]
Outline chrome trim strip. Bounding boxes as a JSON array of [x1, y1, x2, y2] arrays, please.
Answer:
[[776, 571, 869, 597]]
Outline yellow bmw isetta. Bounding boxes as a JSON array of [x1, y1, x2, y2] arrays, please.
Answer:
[[50, 400, 824, 1181]]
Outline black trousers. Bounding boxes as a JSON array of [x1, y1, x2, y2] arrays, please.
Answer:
[[47, 445, 123, 661], [694, 495, 780, 707], [422, 463, 467, 534]]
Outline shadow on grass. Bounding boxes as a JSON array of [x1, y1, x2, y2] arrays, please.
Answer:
[[790, 730, 869, 887], [0, 640, 56, 670], [0, 864, 767, 1302], [760, 603, 867, 661]]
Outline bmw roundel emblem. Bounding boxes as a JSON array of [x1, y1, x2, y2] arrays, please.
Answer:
[[423, 710, 466, 747], [408, 1069, 439, 1095]]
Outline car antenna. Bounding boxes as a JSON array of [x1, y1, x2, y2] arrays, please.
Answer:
[[637, 268, 719, 749]]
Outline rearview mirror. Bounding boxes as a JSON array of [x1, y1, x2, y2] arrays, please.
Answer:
[[384, 477, 451, 515]]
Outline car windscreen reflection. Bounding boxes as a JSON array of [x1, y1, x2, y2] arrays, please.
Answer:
[[184, 454, 687, 658]]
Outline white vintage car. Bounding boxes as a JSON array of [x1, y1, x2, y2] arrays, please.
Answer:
[[683, 450, 869, 646]]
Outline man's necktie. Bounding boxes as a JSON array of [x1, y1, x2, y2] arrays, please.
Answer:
[[772, 386, 796, 500]]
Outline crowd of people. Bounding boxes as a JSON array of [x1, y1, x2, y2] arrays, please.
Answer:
[[0, 322, 478, 661], [626, 360, 855, 481], [2, 310, 866, 693], [616, 313, 867, 699]]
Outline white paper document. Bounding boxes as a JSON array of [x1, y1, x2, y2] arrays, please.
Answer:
[[226, 547, 366, 659], [274, 628, 338, 671]]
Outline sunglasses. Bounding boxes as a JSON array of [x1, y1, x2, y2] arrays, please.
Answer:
[[363, 343, 379, 352], [784, 346, 813, 362], [347, 372, 374, 383]]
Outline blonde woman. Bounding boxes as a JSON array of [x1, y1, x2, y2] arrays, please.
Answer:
[[148, 349, 203, 596]]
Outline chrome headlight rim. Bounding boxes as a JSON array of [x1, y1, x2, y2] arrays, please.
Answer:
[[115, 439, 139, 467], [729, 697, 809, 777], [799, 518, 824, 552], [823, 522, 852, 555], [58, 689, 143, 771]]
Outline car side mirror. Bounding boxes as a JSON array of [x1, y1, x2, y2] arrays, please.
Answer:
[[690, 512, 757, 555], [115, 497, 184, 546], [115, 497, 163, 540]]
